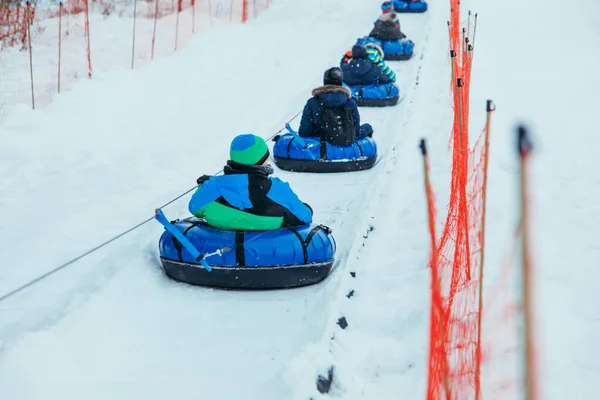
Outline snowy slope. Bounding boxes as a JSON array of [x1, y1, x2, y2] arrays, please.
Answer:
[[4, 0, 595, 397], [0, 1, 433, 399], [282, 0, 600, 399]]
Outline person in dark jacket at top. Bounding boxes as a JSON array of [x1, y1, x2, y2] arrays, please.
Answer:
[[298, 67, 373, 145], [189, 134, 313, 231], [341, 44, 396, 86], [370, 2, 406, 41]]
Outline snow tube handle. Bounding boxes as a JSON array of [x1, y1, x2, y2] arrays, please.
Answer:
[[155, 209, 212, 272], [285, 124, 318, 160]]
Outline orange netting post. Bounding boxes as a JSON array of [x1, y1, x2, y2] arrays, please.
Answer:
[[242, 0, 248, 22], [517, 125, 539, 400], [421, 139, 451, 400]]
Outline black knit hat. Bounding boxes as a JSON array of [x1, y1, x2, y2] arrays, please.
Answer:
[[323, 67, 343, 86], [352, 44, 368, 59]]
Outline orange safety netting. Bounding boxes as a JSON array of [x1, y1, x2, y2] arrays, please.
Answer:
[[425, 1, 483, 399], [425, 2, 540, 398], [0, 0, 271, 119], [0, 5, 34, 48]]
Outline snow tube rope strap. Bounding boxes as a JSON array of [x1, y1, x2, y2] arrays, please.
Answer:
[[169, 220, 332, 266]]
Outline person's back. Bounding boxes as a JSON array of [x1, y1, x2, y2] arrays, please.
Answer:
[[299, 67, 373, 144], [341, 44, 395, 86], [370, 11, 406, 41], [365, 43, 397, 83], [189, 134, 313, 231]]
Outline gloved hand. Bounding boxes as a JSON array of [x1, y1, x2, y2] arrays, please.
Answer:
[[361, 123, 374, 138], [196, 175, 211, 185]]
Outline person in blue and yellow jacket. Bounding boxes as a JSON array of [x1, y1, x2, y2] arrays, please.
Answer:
[[189, 134, 313, 231], [341, 43, 396, 86]]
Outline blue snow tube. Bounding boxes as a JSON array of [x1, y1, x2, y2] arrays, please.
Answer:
[[394, 0, 428, 13], [158, 218, 336, 289], [346, 82, 400, 107], [272, 134, 377, 173], [357, 37, 415, 61]]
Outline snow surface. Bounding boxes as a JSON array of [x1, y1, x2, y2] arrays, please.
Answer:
[[1, 0, 600, 399]]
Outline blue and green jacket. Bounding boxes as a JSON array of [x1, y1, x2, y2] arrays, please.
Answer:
[[366, 44, 396, 82], [189, 162, 313, 231]]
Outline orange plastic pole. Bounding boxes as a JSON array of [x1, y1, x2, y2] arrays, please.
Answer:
[[456, 77, 472, 281], [420, 139, 451, 400], [242, 0, 247, 22]]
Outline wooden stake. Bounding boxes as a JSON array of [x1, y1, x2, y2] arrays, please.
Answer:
[[26, 2, 35, 109], [192, 0, 196, 33], [175, 0, 181, 51], [132, 0, 138, 69], [84, 0, 92, 78], [474, 100, 496, 400], [471, 13, 478, 57], [467, 10, 471, 43], [151, 0, 159, 59], [517, 125, 537, 400], [58, 2, 63, 93]]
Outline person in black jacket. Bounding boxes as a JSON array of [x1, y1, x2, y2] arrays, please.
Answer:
[[340, 44, 396, 86], [298, 67, 373, 145], [370, 4, 406, 41]]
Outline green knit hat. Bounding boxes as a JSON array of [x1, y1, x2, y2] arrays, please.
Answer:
[[230, 134, 270, 165]]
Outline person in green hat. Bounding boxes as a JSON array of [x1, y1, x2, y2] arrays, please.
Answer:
[[188, 134, 313, 231]]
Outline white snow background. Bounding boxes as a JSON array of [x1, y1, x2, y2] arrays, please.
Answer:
[[1, 0, 599, 399]]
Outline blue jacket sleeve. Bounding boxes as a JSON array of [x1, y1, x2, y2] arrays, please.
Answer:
[[377, 68, 394, 83], [298, 100, 315, 137], [188, 178, 220, 216], [267, 177, 313, 225]]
